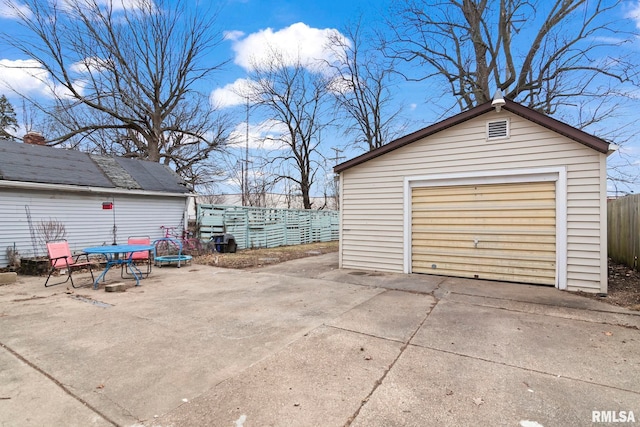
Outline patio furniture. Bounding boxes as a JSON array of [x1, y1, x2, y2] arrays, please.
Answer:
[[153, 238, 192, 268], [44, 240, 95, 288], [83, 244, 155, 289], [121, 236, 152, 279]]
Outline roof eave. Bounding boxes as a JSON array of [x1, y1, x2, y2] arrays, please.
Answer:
[[0, 179, 192, 197], [334, 99, 610, 174], [501, 101, 609, 154]]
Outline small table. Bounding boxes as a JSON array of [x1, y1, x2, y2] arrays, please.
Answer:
[[83, 244, 154, 289]]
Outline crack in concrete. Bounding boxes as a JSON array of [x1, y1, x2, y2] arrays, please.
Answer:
[[445, 297, 640, 330], [95, 389, 139, 425], [412, 344, 640, 396], [449, 290, 640, 318], [343, 282, 443, 426], [0, 340, 120, 426], [324, 325, 406, 345]]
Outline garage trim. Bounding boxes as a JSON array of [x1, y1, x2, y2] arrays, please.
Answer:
[[403, 167, 567, 289]]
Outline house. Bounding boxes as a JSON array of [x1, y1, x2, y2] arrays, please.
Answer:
[[0, 136, 192, 267], [334, 99, 616, 294]]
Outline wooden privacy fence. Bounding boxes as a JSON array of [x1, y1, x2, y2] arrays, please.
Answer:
[[608, 194, 640, 268], [196, 204, 339, 250]]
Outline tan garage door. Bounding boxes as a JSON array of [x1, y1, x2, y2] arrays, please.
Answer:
[[411, 181, 556, 285]]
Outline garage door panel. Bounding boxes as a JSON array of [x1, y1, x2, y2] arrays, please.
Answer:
[[412, 263, 554, 284], [412, 206, 556, 215], [412, 225, 555, 236], [411, 231, 556, 243], [412, 182, 556, 286], [412, 238, 556, 253], [410, 263, 555, 285], [412, 182, 555, 202], [412, 216, 555, 227], [412, 249, 556, 266]]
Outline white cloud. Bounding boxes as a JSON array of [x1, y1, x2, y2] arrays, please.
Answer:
[[223, 30, 244, 41], [0, 1, 32, 19], [70, 56, 112, 74], [56, 0, 153, 15], [213, 23, 352, 109], [627, 1, 640, 29], [0, 59, 53, 97], [229, 22, 348, 72], [210, 78, 255, 109], [108, 0, 151, 10], [0, 58, 85, 98], [70, 0, 152, 12], [326, 75, 354, 96], [0, 0, 150, 20], [228, 119, 288, 151]]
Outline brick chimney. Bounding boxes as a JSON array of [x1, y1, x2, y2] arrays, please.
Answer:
[[23, 132, 46, 146]]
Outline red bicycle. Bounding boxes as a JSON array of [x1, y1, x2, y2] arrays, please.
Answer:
[[158, 225, 204, 256]]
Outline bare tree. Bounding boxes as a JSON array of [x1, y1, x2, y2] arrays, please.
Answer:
[[245, 168, 276, 207], [197, 193, 227, 205], [1, 0, 229, 186], [0, 94, 18, 140], [326, 19, 405, 151], [246, 49, 331, 210], [385, 0, 638, 126]]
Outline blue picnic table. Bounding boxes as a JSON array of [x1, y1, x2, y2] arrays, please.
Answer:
[[83, 244, 154, 289]]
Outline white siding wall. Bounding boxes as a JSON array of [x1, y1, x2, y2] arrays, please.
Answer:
[[340, 111, 607, 293], [1, 189, 188, 266]]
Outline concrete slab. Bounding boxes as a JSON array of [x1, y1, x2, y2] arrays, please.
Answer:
[[0, 345, 113, 426], [320, 269, 445, 294], [1, 253, 639, 426], [436, 275, 633, 313], [158, 326, 402, 427], [446, 291, 640, 329], [0, 263, 382, 425], [412, 299, 640, 394], [352, 346, 640, 427], [257, 253, 445, 294], [329, 289, 436, 342], [252, 252, 340, 279]]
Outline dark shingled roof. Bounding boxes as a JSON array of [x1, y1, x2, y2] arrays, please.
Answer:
[[334, 98, 611, 174], [115, 157, 188, 193], [0, 140, 190, 194]]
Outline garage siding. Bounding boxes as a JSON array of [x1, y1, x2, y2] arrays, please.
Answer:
[[0, 189, 187, 266], [339, 111, 607, 292]]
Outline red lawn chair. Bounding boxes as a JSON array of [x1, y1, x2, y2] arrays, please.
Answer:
[[45, 240, 95, 288], [121, 236, 152, 278]]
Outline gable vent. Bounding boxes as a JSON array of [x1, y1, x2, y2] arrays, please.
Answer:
[[487, 119, 509, 139]]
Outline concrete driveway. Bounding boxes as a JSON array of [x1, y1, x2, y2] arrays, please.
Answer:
[[0, 253, 639, 427]]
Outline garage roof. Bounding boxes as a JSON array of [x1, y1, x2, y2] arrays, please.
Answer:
[[334, 98, 611, 174], [0, 140, 190, 194]]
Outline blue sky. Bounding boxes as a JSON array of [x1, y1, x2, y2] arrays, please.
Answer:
[[1, 0, 640, 196]]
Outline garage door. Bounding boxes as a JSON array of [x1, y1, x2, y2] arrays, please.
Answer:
[[411, 181, 556, 285]]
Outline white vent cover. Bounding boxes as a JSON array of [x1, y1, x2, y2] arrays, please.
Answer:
[[487, 119, 509, 139]]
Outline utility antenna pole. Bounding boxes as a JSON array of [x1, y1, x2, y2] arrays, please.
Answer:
[[243, 97, 250, 206], [331, 147, 345, 166], [330, 148, 345, 211]]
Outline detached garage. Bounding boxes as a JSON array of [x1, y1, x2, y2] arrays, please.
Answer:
[[334, 99, 615, 294]]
